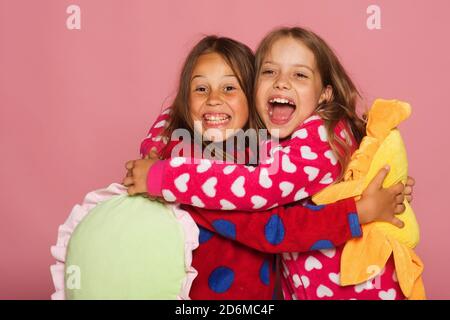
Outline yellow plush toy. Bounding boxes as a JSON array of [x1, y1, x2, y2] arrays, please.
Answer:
[[312, 99, 426, 299]]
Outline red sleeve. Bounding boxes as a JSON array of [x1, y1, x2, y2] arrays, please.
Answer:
[[184, 197, 362, 253]]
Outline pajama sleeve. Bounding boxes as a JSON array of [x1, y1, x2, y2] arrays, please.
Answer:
[[139, 108, 171, 158], [147, 116, 342, 211], [184, 197, 362, 253]]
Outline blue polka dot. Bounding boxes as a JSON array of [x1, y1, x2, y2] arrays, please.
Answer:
[[212, 220, 236, 240], [348, 213, 362, 237], [310, 240, 334, 250], [304, 203, 326, 211], [208, 267, 235, 293], [264, 214, 285, 245], [259, 260, 270, 286], [198, 226, 214, 244]]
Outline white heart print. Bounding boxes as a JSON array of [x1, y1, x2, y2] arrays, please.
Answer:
[[379, 289, 396, 300], [282, 155, 297, 173], [300, 146, 318, 160], [328, 272, 340, 285], [220, 199, 236, 210], [292, 128, 308, 139], [319, 248, 336, 259], [259, 168, 273, 188], [174, 173, 190, 192], [197, 159, 212, 173], [354, 280, 374, 293], [318, 125, 328, 142], [231, 176, 246, 197], [154, 120, 167, 128], [170, 157, 186, 168], [305, 256, 322, 271], [301, 275, 310, 289], [202, 177, 217, 197], [223, 165, 236, 175], [304, 166, 319, 181], [162, 189, 176, 202], [292, 274, 302, 288], [191, 195, 205, 208], [279, 182, 294, 197], [324, 150, 338, 166], [251, 195, 267, 209], [319, 172, 333, 185], [294, 187, 309, 201], [316, 285, 333, 298]]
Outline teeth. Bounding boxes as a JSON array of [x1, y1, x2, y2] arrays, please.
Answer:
[[204, 114, 230, 122], [269, 98, 295, 106]]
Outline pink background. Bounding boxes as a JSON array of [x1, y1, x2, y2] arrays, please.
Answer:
[[1, 0, 449, 299]]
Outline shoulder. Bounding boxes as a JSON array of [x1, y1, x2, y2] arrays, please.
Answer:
[[289, 114, 327, 144]]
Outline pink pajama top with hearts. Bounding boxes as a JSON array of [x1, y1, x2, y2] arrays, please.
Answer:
[[146, 113, 345, 211], [141, 108, 404, 300]]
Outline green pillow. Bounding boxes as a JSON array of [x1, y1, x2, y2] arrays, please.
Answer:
[[65, 194, 186, 299]]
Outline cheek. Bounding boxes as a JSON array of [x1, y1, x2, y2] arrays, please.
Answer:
[[255, 84, 269, 114], [298, 85, 320, 105], [189, 97, 202, 119], [229, 94, 246, 110], [231, 98, 249, 127], [238, 108, 249, 126]]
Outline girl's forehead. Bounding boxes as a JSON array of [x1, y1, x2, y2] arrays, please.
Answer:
[[191, 53, 240, 81], [264, 37, 316, 68]]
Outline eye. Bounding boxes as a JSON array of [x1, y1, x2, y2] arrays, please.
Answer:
[[261, 69, 275, 75], [224, 85, 236, 92], [194, 86, 207, 93], [296, 72, 308, 79]]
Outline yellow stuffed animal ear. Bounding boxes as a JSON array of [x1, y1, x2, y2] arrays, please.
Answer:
[[366, 99, 411, 141]]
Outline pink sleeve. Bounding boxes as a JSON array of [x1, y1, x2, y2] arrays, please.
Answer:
[[139, 108, 171, 158], [147, 117, 343, 211]]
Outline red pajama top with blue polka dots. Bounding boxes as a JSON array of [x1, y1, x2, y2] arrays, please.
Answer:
[[140, 108, 362, 299]]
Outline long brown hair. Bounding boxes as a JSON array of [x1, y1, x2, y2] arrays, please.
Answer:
[[161, 35, 259, 160], [255, 27, 367, 180]]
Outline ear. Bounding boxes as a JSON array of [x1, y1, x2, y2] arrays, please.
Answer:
[[319, 85, 333, 104]]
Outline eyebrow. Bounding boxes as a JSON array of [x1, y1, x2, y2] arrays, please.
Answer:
[[191, 74, 238, 80], [263, 61, 314, 73]]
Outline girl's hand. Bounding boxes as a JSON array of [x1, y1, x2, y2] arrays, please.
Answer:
[[356, 166, 406, 228], [405, 176, 415, 203], [141, 193, 168, 204], [122, 158, 158, 196]]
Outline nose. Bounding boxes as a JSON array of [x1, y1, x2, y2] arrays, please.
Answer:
[[206, 89, 223, 106], [273, 74, 291, 90]]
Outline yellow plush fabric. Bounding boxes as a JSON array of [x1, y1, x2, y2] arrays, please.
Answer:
[[312, 99, 425, 299]]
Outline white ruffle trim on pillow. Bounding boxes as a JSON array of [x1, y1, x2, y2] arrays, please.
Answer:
[[49, 182, 199, 300]]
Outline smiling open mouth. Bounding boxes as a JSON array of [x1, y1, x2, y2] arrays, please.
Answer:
[[268, 97, 296, 125], [202, 113, 232, 127]]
